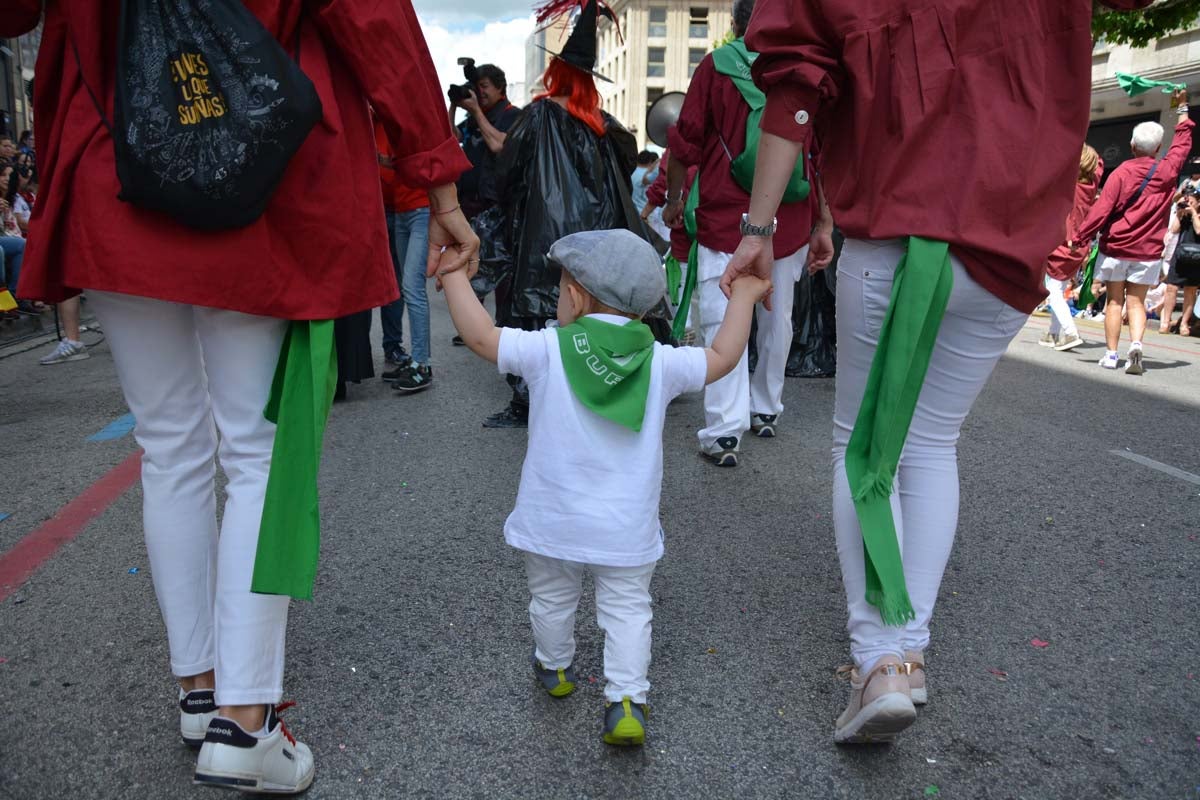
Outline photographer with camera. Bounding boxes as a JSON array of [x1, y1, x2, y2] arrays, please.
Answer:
[[449, 60, 522, 220], [1160, 187, 1200, 335]]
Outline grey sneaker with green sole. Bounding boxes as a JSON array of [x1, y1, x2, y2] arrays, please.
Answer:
[[602, 698, 647, 746], [532, 654, 577, 698]]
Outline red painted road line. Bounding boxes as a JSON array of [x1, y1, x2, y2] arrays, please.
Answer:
[[0, 450, 142, 603]]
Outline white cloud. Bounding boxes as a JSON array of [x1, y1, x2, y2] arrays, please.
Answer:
[[417, 15, 538, 108]]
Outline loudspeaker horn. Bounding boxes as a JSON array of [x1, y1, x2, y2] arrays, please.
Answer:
[[645, 91, 685, 148]]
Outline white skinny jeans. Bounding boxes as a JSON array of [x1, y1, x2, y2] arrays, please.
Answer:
[[524, 552, 656, 704], [89, 291, 290, 706], [1044, 275, 1077, 337], [697, 245, 806, 449], [831, 240, 1026, 673]]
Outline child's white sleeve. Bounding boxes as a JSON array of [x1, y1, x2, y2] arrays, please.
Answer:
[[660, 344, 709, 399], [497, 327, 551, 379]]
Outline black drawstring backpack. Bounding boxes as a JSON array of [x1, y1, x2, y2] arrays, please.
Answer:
[[73, 0, 322, 230]]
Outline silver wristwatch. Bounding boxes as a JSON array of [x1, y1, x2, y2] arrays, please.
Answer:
[[740, 213, 778, 237]]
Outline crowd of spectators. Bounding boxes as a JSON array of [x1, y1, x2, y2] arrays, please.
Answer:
[[0, 131, 36, 319]]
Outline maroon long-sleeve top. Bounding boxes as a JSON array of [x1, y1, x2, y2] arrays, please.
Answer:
[[1045, 160, 1104, 282], [2, 0, 470, 318], [645, 151, 695, 262], [1075, 117, 1195, 261], [746, 0, 1154, 312], [667, 53, 813, 260]]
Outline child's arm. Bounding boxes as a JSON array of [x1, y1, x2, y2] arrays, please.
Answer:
[[441, 269, 502, 363], [704, 275, 772, 384]]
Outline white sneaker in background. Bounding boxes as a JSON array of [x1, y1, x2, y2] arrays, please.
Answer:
[[194, 704, 314, 794], [38, 338, 89, 365], [1125, 344, 1145, 375], [1098, 352, 1119, 369]]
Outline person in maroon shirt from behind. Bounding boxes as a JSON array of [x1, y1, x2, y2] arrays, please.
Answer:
[[1073, 98, 1193, 373], [663, 0, 814, 468], [720, 0, 1154, 745]]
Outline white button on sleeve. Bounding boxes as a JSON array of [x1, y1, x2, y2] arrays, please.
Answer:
[[794, 110, 810, 125]]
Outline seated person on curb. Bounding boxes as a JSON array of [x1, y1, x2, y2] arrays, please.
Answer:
[[438, 228, 770, 747]]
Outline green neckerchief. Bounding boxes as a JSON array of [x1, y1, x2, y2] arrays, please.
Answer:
[[1115, 72, 1186, 98], [557, 316, 656, 432], [844, 237, 953, 626], [251, 320, 337, 600]]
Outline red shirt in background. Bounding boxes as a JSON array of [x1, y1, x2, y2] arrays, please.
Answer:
[[375, 120, 430, 213], [4, 0, 469, 319], [645, 151, 695, 262], [747, 0, 1155, 312], [1045, 160, 1104, 282], [667, 53, 813, 260], [1075, 117, 1195, 261]]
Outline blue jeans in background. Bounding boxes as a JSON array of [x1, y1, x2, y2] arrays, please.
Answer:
[[381, 208, 431, 365], [0, 236, 25, 293]]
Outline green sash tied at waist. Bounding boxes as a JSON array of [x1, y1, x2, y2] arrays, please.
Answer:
[[251, 320, 337, 600], [844, 237, 953, 626]]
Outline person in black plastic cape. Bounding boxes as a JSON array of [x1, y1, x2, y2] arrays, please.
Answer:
[[474, 0, 643, 429]]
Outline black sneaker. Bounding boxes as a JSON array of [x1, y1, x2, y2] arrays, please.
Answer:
[[483, 406, 528, 428], [700, 436, 739, 467], [392, 363, 433, 393], [452, 335, 466, 347], [384, 346, 412, 368]]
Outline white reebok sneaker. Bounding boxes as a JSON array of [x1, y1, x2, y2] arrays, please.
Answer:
[[180, 688, 219, 748], [194, 704, 314, 794]]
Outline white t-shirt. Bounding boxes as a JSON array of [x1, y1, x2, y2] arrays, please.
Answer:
[[497, 314, 708, 567]]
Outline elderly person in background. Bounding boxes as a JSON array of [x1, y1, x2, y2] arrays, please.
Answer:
[[1074, 96, 1194, 373]]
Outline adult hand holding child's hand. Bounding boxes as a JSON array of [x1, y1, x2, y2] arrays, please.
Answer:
[[731, 273, 773, 304]]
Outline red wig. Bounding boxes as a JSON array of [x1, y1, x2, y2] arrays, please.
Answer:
[[535, 58, 606, 137]]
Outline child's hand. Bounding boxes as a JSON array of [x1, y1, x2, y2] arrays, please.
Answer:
[[731, 274, 773, 303]]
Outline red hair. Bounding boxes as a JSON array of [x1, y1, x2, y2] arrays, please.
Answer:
[[535, 58, 606, 137]]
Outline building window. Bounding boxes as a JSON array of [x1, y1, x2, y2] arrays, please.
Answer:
[[688, 47, 705, 77], [689, 7, 708, 39], [647, 87, 664, 115], [649, 6, 667, 38], [647, 47, 665, 78]]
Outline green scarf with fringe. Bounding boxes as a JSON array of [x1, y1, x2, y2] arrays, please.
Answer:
[[844, 237, 953, 626]]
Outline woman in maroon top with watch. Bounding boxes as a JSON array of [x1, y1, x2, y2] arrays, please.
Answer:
[[722, 0, 1156, 745], [0, 0, 476, 792]]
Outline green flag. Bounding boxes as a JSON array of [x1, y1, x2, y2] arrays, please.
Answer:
[[251, 320, 337, 600], [1115, 72, 1186, 98]]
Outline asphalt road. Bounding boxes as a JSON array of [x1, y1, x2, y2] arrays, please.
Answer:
[[1, 296, 1198, 800]]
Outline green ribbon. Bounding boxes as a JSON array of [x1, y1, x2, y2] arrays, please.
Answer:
[[251, 320, 337, 600], [844, 237, 953, 627], [557, 316, 655, 431], [1115, 72, 1186, 98], [1076, 244, 1100, 308], [671, 172, 701, 340]]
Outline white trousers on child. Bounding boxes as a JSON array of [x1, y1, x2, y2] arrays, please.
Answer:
[[831, 240, 1026, 673], [696, 245, 807, 449], [524, 552, 655, 704], [89, 290, 290, 706], [1044, 275, 1077, 337]]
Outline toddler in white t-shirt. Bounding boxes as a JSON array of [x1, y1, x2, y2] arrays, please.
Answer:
[[440, 228, 770, 746]]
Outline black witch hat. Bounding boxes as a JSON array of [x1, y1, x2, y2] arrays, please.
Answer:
[[534, 0, 618, 83]]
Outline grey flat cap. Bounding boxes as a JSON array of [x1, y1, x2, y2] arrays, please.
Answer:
[[547, 229, 666, 316]]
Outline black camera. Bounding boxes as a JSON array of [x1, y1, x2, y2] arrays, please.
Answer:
[[447, 57, 479, 105]]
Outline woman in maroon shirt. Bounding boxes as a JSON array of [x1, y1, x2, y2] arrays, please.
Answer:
[[0, 0, 476, 792], [722, 0, 1155, 745], [1040, 146, 1103, 352]]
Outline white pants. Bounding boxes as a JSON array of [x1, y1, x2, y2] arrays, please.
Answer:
[[524, 552, 655, 704], [1044, 275, 1077, 337], [696, 245, 806, 449], [831, 240, 1026, 672], [89, 291, 290, 706]]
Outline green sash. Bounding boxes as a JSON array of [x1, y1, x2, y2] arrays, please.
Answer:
[[557, 316, 656, 431], [670, 172, 701, 340], [251, 320, 337, 600], [844, 237, 953, 626]]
